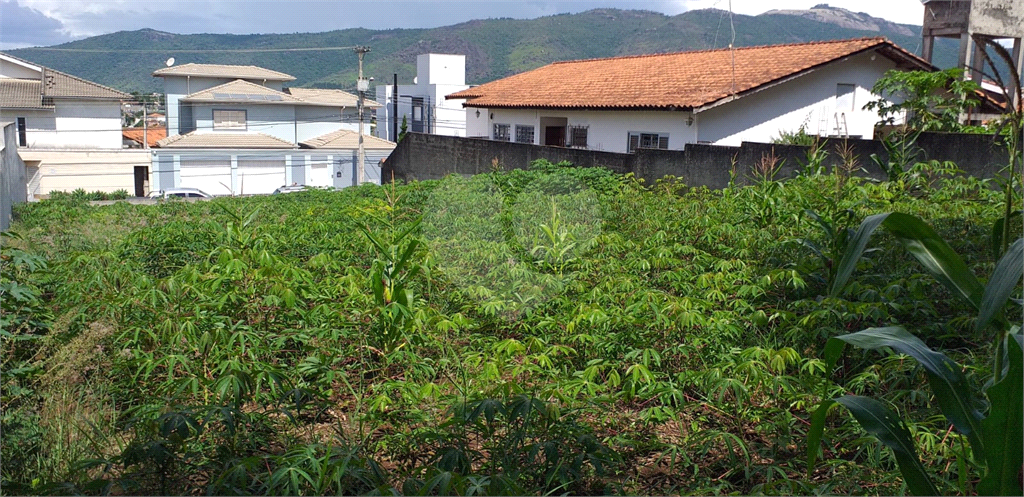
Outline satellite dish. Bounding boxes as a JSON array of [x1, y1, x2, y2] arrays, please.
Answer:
[[413, 76, 418, 84], [166, 57, 175, 67]]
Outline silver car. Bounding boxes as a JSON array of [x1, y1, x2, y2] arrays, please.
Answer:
[[149, 188, 213, 199]]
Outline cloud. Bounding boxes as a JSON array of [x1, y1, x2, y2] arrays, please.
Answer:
[[0, 0, 75, 48]]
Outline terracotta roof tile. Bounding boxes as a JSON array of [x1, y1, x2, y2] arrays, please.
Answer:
[[156, 131, 295, 149], [447, 37, 932, 110], [122, 127, 167, 147], [153, 63, 295, 81], [299, 129, 395, 149]]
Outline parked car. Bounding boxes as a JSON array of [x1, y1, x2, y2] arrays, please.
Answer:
[[149, 188, 212, 199], [273, 185, 308, 195]]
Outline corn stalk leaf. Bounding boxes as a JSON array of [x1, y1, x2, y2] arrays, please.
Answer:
[[976, 238, 1023, 332], [806, 398, 837, 476], [990, 211, 1022, 259], [830, 213, 889, 297], [834, 395, 939, 496], [978, 334, 1024, 496], [825, 326, 986, 461], [831, 213, 985, 311]]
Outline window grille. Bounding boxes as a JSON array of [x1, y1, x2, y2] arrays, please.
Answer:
[[515, 125, 535, 144], [568, 125, 588, 148], [493, 123, 511, 141], [213, 109, 247, 130], [627, 132, 668, 152]]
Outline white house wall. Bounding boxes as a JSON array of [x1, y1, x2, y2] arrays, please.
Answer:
[[163, 76, 286, 136], [486, 108, 698, 153], [18, 149, 150, 197], [696, 51, 899, 145], [295, 106, 358, 142], [0, 60, 41, 79], [11, 100, 121, 149], [191, 103, 297, 142], [152, 150, 389, 195]]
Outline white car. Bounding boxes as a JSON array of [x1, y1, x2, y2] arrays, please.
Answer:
[[272, 185, 308, 195], [149, 188, 212, 199]]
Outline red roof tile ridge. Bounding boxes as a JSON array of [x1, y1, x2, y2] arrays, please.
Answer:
[[549, 36, 889, 65]]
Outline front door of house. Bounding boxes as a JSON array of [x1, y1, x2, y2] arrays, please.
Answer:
[[134, 166, 149, 197], [544, 126, 565, 147]]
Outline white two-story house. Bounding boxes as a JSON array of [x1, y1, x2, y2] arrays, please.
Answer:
[[0, 52, 154, 197], [448, 37, 932, 153], [151, 63, 393, 194], [375, 53, 470, 141]]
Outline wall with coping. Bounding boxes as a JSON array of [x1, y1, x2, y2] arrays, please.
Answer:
[[383, 132, 1014, 189]]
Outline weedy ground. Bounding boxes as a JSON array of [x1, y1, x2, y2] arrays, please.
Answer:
[[1, 159, 1017, 495]]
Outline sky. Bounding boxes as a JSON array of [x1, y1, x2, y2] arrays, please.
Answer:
[[0, 0, 929, 50]]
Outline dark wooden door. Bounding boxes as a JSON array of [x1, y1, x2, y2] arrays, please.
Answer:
[[544, 126, 565, 147], [134, 166, 149, 197]]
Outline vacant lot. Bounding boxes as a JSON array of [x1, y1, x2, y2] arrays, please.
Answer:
[[2, 160, 1019, 495]]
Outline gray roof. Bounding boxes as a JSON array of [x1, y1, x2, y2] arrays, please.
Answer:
[[153, 63, 295, 81], [182, 79, 303, 104], [156, 131, 296, 149], [0, 51, 129, 101], [299, 129, 395, 149], [0, 78, 52, 109], [286, 88, 382, 108]]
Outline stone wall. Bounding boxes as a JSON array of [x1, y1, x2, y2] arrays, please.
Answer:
[[382, 132, 1014, 189]]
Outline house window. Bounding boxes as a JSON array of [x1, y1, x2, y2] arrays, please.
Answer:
[[213, 109, 246, 130], [16, 117, 27, 147], [515, 125, 535, 144], [836, 84, 856, 111], [493, 123, 511, 141], [568, 125, 588, 148], [627, 132, 669, 152]]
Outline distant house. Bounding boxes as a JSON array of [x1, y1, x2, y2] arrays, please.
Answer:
[[375, 54, 470, 141], [122, 127, 167, 148], [447, 37, 934, 152], [0, 52, 152, 198], [150, 63, 393, 195], [0, 51, 129, 149]]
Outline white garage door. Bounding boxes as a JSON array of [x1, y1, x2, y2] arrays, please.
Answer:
[[237, 156, 286, 195], [180, 158, 232, 196]]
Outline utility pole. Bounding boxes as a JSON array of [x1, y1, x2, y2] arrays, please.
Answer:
[[355, 46, 371, 185], [392, 73, 398, 142]]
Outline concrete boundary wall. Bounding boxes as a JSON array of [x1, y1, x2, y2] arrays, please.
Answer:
[[383, 132, 1013, 189], [1, 123, 28, 231]]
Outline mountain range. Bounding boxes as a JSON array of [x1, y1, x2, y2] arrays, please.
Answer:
[[8, 5, 955, 95]]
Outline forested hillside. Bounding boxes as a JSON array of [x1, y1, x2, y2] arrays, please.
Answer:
[[8, 6, 956, 94]]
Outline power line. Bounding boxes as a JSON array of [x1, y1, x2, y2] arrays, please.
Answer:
[[21, 46, 360, 53]]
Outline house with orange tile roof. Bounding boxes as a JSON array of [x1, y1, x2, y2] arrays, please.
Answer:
[[447, 38, 933, 152], [149, 63, 395, 194]]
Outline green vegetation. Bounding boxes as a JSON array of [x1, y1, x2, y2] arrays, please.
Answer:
[[2, 156, 1020, 495], [10, 8, 958, 94]]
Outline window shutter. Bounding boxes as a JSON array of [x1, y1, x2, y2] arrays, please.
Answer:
[[658, 136, 669, 149], [628, 134, 639, 152]]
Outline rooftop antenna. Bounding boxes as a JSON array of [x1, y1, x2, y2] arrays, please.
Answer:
[[165, 57, 175, 67]]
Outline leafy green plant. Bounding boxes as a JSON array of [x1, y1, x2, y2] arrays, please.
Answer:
[[864, 68, 982, 133], [360, 181, 424, 354], [870, 126, 924, 183], [808, 212, 1023, 495]]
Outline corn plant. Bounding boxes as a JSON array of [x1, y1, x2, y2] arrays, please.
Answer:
[[808, 212, 1023, 495]]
